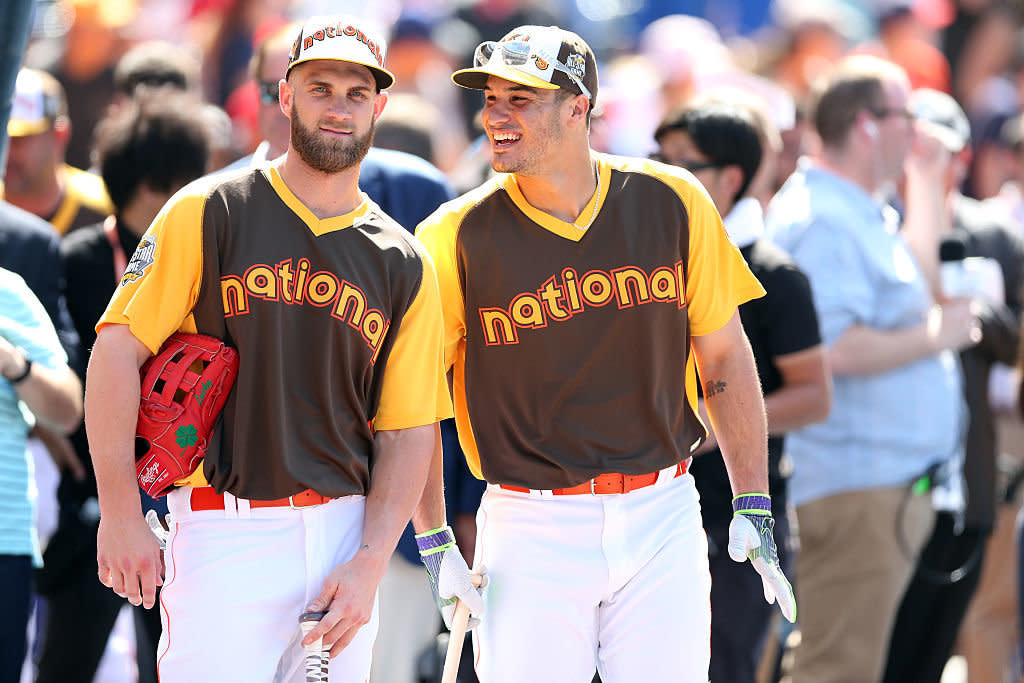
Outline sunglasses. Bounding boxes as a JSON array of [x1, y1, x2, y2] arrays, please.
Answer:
[[869, 107, 915, 121], [473, 40, 592, 101], [258, 80, 279, 105]]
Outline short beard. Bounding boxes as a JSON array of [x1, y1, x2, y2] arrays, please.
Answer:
[[489, 102, 564, 176], [290, 104, 374, 174]]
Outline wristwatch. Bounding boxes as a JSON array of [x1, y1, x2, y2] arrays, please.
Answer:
[[4, 348, 32, 385]]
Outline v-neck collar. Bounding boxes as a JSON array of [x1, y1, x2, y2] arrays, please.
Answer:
[[502, 155, 611, 243], [263, 165, 372, 236]]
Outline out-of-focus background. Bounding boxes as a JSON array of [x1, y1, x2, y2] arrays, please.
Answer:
[[3, 1, 1024, 682]]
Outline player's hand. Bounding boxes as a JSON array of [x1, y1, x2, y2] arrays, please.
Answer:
[[417, 525, 487, 629], [728, 493, 797, 623], [302, 550, 386, 657], [97, 512, 164, 609]]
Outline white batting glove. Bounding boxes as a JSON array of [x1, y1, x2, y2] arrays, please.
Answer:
[[728, 493, 797, 623], [416, 525, 487, 630], [144, 509, 170, 550]]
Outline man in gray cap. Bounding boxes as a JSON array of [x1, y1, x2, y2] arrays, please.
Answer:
[[883, 87, 1024, 683]]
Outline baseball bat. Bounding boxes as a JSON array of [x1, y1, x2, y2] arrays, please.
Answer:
[[300, 610, 329, 683], [441, 574, 484, 683]]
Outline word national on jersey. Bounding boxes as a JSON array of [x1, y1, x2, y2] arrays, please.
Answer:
[[221, 257, 390, 362], [480, 261, 686, 346]]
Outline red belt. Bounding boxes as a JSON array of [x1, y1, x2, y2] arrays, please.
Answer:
[[499, 460, 688, 496], [188, 487, 334, 511]]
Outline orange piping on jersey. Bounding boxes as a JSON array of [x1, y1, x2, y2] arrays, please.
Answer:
[[562, 268, 582, 312], [294, 258, 311, 302]]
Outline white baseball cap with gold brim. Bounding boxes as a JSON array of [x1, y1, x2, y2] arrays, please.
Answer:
[[8, 68, 66, 138], [286, 15, 395, 91]]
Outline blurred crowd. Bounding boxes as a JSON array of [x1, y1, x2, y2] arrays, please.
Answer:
[[16, 0, 1024, 198], [4, 0, 1024, 681]]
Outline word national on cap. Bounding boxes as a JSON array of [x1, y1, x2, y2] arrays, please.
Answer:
[[302, 21, 384, 67]]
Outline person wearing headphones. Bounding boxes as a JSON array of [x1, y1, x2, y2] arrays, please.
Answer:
[[765, 55, 980, 683]]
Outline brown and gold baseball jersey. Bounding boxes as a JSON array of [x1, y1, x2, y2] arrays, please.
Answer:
[[51, 164, 113, 235], [99, 166, 452, 499], [417, 154, 764, 490]]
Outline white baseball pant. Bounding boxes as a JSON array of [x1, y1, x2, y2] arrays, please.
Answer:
[[156, 487, 379, 682], [472, 468, 711, 682]]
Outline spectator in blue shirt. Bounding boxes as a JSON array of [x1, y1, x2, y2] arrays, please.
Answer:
[[764, 54, 979, 683], [0, 267, 82, 682]]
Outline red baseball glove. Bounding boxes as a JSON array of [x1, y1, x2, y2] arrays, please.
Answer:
[[135, 332, 238, 497]]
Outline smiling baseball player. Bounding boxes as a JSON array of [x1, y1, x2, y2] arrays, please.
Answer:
[[414, 25, 796, 682], [84, 15, 468, 682]]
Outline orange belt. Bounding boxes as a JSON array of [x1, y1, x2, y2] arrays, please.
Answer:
[[499, 460, 689, 496], [188, 487, 334, 511]]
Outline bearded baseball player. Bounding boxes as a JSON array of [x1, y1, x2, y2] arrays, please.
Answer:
[[84, 15, 474, 681], [414, 26, 797, 681]]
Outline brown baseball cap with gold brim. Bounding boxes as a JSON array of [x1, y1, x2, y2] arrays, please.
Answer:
[[453, 25, 598, 107]]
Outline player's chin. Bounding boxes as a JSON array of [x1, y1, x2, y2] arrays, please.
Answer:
[[490, 156, 518, 174]]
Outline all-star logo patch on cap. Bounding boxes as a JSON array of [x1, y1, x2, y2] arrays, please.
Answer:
[[453, 25, 598, 107], [286, 15, 395, 90]]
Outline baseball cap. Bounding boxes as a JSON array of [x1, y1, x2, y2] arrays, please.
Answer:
[[8, 68, 67, 138], [286, 15, 395, 90], [452, 25, 598, 106], [908, 87, 970, 152]]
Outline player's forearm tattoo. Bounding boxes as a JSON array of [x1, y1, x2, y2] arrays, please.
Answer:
[[705, 379, 727, 398]]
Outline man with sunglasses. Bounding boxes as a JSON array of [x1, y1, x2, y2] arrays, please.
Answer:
[[415, 25, 795, 681], [765, 55, 979, 682], [654, 99, 830, 683]]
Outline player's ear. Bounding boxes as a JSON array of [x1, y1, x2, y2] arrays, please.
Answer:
[[566, 93, 588, 125], [373, 90, 389, 121], [279, 80, 293, 119]]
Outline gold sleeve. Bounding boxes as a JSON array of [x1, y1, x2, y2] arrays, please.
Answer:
[[372, 249, 454, 430], [678, 181, 765, 336], [96, 190, 206, 353], [415, 213, 466, 372]]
